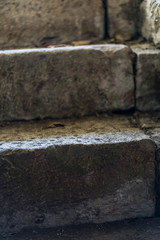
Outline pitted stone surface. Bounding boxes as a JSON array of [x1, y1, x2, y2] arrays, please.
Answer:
[[0, 116, 155, 236], [0, 45, 134, 121], [0, 0, 104, 49], [140, 0, 160, 46], [131, 44, 160, 111], [107, 0, 140, 41]]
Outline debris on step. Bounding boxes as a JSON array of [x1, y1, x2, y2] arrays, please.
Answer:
[[71, 40, 92, 46], [46, 121, 65, 128]]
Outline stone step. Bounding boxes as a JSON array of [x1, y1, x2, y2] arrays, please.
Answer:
[[0, 0, 140, 49], [131, 43, 160, 112], [0, 115, 156, 236], [0, 0, 104, 49], [1, 43, 160, 121], [0, 44, 134, 121], [1, 0, 159, 49], [2, 218, 160, 240]]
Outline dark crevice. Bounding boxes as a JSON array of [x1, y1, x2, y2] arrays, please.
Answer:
[[113, 50, 138, 116], [102, 0, 108, 39], [112, 108, 135, 116], [131, 51, 137, 111]]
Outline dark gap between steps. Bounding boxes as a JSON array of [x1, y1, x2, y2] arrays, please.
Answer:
[[133, 55, 137, 110], [112, 108, 135, 116], [102, 0, 108, 39], [130, 49, 137, 111]]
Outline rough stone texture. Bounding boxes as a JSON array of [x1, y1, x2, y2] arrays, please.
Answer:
[[0, 116, 156, 236], [132, 113, 160, 216], [0, 0, 104, 49], [3, 218, 160, 240], [107, 0, 140, 41], [149, 128, 160, 216], [131, 44, 160, 111], [140, 0, 160, 46], [0, 45, 134, 121], [144, 128, 160, 216]]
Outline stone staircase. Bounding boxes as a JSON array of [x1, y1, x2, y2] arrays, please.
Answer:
[[0, 0, 160, 239]]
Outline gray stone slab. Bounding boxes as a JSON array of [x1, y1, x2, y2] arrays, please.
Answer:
[[131, 44, 160, 111], [107, 0, 140, 41], [0, 45, 134, 121], [0, 117, 155, 236], [0, 0, 104, 49]]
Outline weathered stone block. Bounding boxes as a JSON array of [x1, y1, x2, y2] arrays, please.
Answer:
[[0, 45, 134, 121], [140, 0, 160, 46], [136, 114, 160, 216], [131, 44, 160, 111], [0, 125, 156, 235], [107, 0, 140, 41], [0, 0, 104, 49]]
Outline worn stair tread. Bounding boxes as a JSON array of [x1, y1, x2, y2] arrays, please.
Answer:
[[0, 114, 143, 142], [2, 218, 160, 240], [1, 43, 160, 121], [0, 115, 152, 151], [0, 114, 153, 152], [0, 115, 156, 236]]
